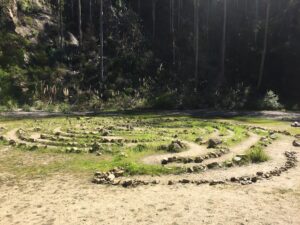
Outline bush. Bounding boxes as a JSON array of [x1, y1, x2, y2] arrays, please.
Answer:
[[214, 83, 251, 109], [149, 91, 178, 109], [258, 90, 284, 110], [246, 146, 269, 163]]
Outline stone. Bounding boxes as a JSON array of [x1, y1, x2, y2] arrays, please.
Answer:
[[230, 177, 238, 182], [194, 157, 203, 163], [293, 140, 300, 147], [291, 121, 300, 127], [256, 171, 264, 176], [161, 159, 168, 165], [107, 173, 115, 182], [168, 180, 174, 185], [9, 140, 16, 146], [195, 137, 203, 142], [225, 161, 233, 167], [207, 162, 220, 169], [187, 167, 194, 173], [122, 180, 133, 188], [180, 179, 190, 184], [233, 156, 242, 163], [251, 177, 258, 183], [208, 138, 222, 148]]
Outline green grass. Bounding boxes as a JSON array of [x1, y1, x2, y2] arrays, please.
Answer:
[[0, 113, 286, 178], [246, 145, 270, 163]]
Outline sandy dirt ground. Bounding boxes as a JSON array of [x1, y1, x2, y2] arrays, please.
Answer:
[[0, 136, 299, 225]]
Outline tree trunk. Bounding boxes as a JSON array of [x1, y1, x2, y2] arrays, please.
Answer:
[[99, 0, 104, 82], [170, 0, 175, 65], [59, 0, 63, 48], [217, 0, 227, 87], [78, 0, 82, 46], [254, 0, 259, 45], [152, 0, 156, 39], [194, 0, 199, 90], [89, 0, 92, 24], [257, 0, 271, 90], [178, 0, 182, 30]]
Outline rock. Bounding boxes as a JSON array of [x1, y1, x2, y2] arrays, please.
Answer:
[[168, 180, 174, 185], [195, 137, 203, 142], [194, 157, 203, 163], [179, 179, 190, 184], [225, 161, 233, 167], [208, 138, 222, 148], [9, 140, 16, 146], [187, 167, 194, 173], [295, 134, 300, 139], [270, 134, 277, 140], [251, 177, 258, 183], [122, 180, 133, 188], [230, 177, 238, 182], [161, 158, 168, 165], [167, 140, 186, 153], [107, 173, 115, 182], [90, 142, 103, 153], [0, 135, 4, 141], [233, 156, 242, 163], [209, 180, 225, 186], [291, 121, 300, 127], [256, 171, 264, 176], [207, 162, 220, 169], [293, 140, 300, 147]]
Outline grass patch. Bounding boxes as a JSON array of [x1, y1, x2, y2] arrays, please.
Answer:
[[245, 144, 270, 163]]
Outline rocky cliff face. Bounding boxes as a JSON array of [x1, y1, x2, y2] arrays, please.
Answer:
[[0, 0, 55, 43]]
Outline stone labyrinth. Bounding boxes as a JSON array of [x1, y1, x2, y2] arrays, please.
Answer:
[[0, 116, 299, 188]]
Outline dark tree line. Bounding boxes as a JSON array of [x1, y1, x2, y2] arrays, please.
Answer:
[[0, 0, 299, 109]]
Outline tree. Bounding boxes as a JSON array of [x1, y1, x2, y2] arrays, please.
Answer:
[[217, 0, 227, 87], [257, 0, 271, 90], [78, 0, 82, 46], [99, 0, 104, 82]]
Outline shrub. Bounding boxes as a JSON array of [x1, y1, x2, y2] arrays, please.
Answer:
[[246, 146, 269, 163], [149, 91, 178, 109], [258, 90, 284, 110]]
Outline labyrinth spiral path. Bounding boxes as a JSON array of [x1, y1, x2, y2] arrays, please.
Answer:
[[0, 116, 299, 188]]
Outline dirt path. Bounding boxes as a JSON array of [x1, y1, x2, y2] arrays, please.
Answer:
[[1, 110, 299, 121], [142, 133, 258, 166], [0, 137, 299, 225]]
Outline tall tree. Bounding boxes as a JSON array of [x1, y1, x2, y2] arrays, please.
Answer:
[[59, 0, 64, 48], [194, 0, 199, 90], [217, 0, 227, 87], [257, 0, 271, 89], [152, 0, 157, 39], [78, 0, 82, 46], [99, 0, 104, 82]]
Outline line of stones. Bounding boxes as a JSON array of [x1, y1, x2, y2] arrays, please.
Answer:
[[161, 148, 230, 166], [92, 151, 297, 188]]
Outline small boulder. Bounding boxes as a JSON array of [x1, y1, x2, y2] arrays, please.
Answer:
[[207, 162, 220, 169], [291, 121, 300, 127], [161, 158, 168, 165], [233, 156, 242, 163], [293, 140, 300, 147], [208, 138, 222, 148], [9, 140, 16, 146]]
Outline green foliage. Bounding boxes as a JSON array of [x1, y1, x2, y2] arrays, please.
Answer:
[[258, 90, 283, 110], [214, 84, 252, 109], [17, 0, 40, 13], [246, 145, 269, 163], [149, 91, 178, 109]]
